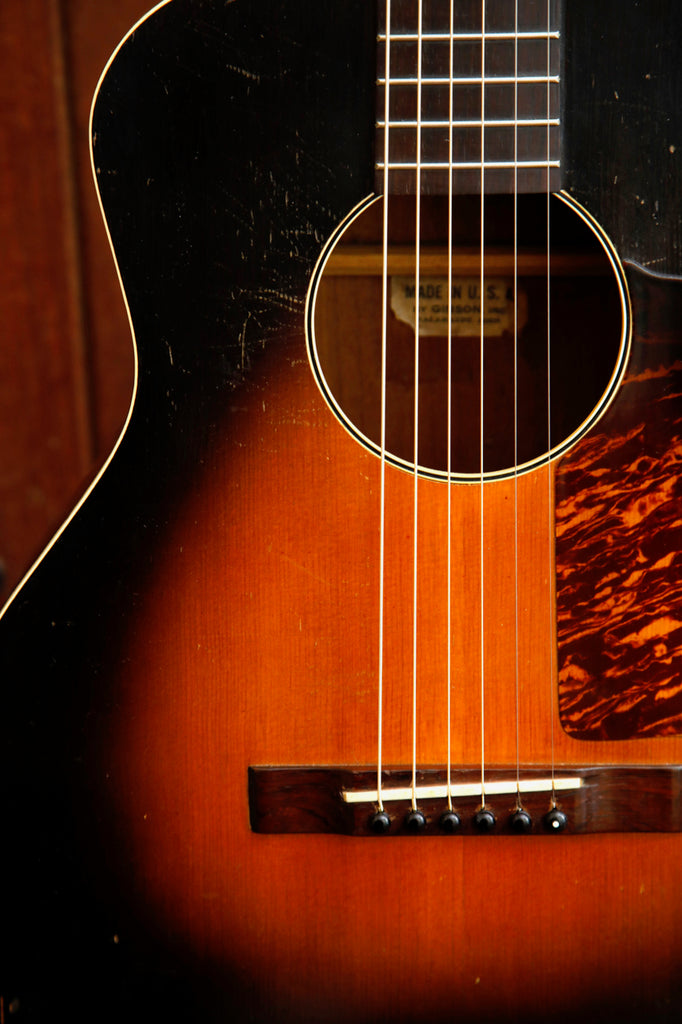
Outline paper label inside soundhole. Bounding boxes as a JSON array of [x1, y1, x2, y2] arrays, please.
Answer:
[[390, 276, 528, 338]]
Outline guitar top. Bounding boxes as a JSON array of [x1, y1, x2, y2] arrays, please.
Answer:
[[2, 1, 682, 1021]]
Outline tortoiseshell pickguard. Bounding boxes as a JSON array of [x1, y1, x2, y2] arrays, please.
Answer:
[[556, 264, 682, 740]]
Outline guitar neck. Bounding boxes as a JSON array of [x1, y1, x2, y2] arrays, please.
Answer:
[[376, 0, 563, 195]]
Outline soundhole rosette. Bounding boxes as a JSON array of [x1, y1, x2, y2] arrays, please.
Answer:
[[307, 191, 630, 482]]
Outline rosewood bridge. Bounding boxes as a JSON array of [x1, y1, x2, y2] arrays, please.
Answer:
[[248, 766, 682, 836]]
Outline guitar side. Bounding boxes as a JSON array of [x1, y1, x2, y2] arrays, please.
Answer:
[[2, 2, 682, 1022]]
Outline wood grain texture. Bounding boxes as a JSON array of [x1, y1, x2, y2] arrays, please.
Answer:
[[0, 0, 149, 602], [100, 328, 682, 1022], [249, 765, 682, 835], [0, 0, 92, 594], [3, 2, 682, 1022]]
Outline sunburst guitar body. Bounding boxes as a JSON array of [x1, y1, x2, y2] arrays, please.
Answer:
[[3, 1, 682, 1021]]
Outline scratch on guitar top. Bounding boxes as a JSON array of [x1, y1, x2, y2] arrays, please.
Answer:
[[279, 553, 329, 587], [239, 286, 303, 318], [165, 340, 174, 366], [240, 317, 249, 370], [225, 63, 261, 83]]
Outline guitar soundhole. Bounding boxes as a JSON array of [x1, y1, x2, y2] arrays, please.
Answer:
[[308, 193, 628, 480]]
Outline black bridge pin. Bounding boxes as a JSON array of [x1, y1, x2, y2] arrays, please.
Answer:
[[370, 810, 391, 834], [405, 809, 427, 833], [544, 807, 568, 833], [509, 808, 533, 834], [439, 810, 462, 834], [473, 807, 496, 833]]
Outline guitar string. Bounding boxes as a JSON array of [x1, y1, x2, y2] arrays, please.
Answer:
[[377, 0, 392, 815], [411, 0, 424, 813], [546, 0, 557, 806], [513, 0, 521, 806], [446, 0, 455, 813], [479, 0, 487, 808], [380, 1, 556, 818]]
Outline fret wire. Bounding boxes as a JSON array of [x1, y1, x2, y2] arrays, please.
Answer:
[[377, 118, 560, 127], [378, 75, 559, 84], [376, 159, 560, 169], [377, 32, 560, 41]]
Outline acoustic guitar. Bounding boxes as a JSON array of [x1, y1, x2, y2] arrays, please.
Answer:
[[3, 1, 682, 1020]]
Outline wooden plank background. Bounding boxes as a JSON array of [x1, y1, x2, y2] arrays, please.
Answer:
[[0, 0, 155, 602]]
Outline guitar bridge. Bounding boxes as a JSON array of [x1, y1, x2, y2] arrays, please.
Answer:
[[248, 765, 682, 836]]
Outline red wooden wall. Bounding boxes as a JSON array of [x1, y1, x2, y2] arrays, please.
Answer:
[[0, 0, 154, 602]]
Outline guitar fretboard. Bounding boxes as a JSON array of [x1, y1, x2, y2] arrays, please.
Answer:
[[376, 0, 562, 195]]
